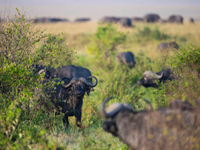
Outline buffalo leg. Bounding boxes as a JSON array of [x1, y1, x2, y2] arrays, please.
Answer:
[[63, 114, 69, 127], [75, 111, 84, 128]]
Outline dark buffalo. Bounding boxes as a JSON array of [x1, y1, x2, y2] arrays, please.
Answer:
[[100, 97, 200, 150], [35, 65, 98, 128], [119, 18, 132, 27], [138, 70, 163, 88], [138, 69, 174, 88], [168, 15, 184, 24], [100, 16, 121, 23], [157, 41, 179, 51], [156, 68, 174, 82], [117, 51, 136, 68], [144, 13, 160, 23], [189, 18, 195, 23], [74, 18, 91, 22], [33, 17, 69, 23]]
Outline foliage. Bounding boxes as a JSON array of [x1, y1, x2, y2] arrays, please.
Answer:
[[0, 10, 74, 149], [34, 33, 75, 68], [170, 46, 200, 73], [87, 24, 126, 61], [135, 26, 170, 41], [165, 46, 200, 106]]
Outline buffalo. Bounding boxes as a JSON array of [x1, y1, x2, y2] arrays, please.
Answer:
[[119, 18, 132, 27], [157, 41, 179, 51], [100, 16, 121, 24], [74, 18, 91, 22], [189, 18, 195, 23], [144, 13, 160, 23], [138, 69, 173, 88], [168, 15, 184, 24], [35, 65, 98, 128], [100, 97, 200, 150], [33, 17, 69, 23], [117, 51, 136, 68], [138, 70, 163, 88]]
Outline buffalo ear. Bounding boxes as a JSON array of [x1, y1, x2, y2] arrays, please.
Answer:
[[103, 120, 118, 136]]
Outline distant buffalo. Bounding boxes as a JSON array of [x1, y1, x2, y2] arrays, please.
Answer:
[[100, 16, 121, 23], [157, 41, 179, 51], [117, 51, 136, 68], [100, 97, 200, 150], [33, 17, 69, 23], [119, 18, 132, 27], [74, 18, 91, 22], [144, 13, 160, 23], [189, 18, 195, 23], [168, 15, 184, 24]]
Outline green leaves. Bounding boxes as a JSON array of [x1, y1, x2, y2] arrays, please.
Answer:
[[135, 26, 170, 41], [87, 24, 126, 60], [171, 46, 200, 73], [35, 34, 75, 68]]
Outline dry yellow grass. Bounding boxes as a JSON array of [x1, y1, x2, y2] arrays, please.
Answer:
[[34, 21, 99, 35], [34, 21, 200, 59], [34, 21, 200, 36]]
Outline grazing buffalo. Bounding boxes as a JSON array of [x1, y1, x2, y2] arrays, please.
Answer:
[[100, 97, 200, 150], [138, 69, 174, 87], [138, 70, 163, 88], [189, 18, 195, 23], [144, 13, 160, 23], [156, 68, 174, 82], [100, 16, 121, 23], [168, 15, 184, 24], [74, 18, 91, 22], [33, 17, 69, 23], [35, 65, 98, 128], [119, 18, 132, 27], [117, 51, 136, 68], [157, 41, 179, 51]]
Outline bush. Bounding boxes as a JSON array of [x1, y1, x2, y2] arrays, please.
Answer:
[[0, 10, 74, 149], [164, 46, 200, 107], [135, 26, 170, 41], [34, 33, 75, 68], [171, 46, 200, 73], [87, 24, 126, 63]]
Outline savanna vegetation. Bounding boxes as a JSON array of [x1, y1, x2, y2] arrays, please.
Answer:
[[0, 10, 200, 149]]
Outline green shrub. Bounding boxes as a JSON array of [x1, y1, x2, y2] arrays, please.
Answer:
[[0, 10, 74, 149], [165, 46, 200, 106], [170, 46, 200, 73], [34, 33, 75, 68], [87, 24, 126, 63], [135, 26, 170, 41]]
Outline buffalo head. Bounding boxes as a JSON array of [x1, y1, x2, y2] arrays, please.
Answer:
[[138, 70, 163, 88], [62, 76, 98, 97], [100, 97, 136, 136]]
